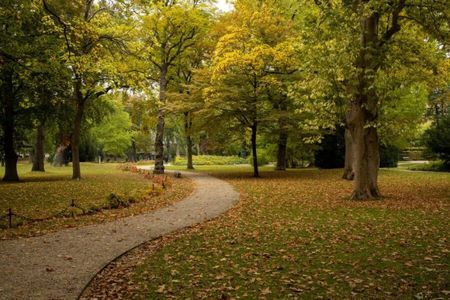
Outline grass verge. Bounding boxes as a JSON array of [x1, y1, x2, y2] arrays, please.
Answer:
[[0, 162, 193, 239]]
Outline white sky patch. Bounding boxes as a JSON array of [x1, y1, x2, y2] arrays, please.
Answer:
[[215, 0, 234, 12]]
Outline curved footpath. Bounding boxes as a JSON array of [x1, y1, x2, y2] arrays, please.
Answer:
[[0, 171, 239, 300]]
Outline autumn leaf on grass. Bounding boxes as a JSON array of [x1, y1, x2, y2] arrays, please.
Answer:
[[156, 284, 165, 293]]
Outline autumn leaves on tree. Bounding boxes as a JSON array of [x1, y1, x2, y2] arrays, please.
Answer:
[[1, 0, 448, 200]]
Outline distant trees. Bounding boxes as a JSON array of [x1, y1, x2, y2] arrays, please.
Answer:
[[1, 0, 448, 198]]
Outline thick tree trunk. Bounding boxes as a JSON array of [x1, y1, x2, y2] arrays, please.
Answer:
[[53, 141, 69, 167], [342, 128, 354, 180], [276, 131, 288, 171], [184, 112, 194, 169], [349, 110, 380, 199], [1, 69, 19, 182], [251, 123, 259, 178], [32, 124, 45, 172], [154, 65, 168, 174], [348, 3, 385, 199]]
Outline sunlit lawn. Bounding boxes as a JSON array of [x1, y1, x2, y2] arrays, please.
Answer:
[[0, 162, 193, 239], [130, 166, 449, 299]]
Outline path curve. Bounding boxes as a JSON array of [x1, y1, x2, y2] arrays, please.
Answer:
[[0, 171, 239, 300]]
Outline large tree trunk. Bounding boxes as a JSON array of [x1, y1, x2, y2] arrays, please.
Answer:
[[348, 103, 380, 199], [53, 139, 69, 167], [32, 123, 45, 172], [251, 123, 259, 178], [154, 65, 168, 174], [348, 3, 385, 199], [184, 111, 194, 169], [1, 68, 19, 182], [342, 128, 354, 180]]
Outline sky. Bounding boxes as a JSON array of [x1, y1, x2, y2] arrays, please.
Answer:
[[215, 0, 234, 12]]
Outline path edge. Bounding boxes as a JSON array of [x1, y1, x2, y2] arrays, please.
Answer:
[[77, 171, 239, 299]]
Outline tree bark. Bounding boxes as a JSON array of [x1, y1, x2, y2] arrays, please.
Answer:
[[53, 136, 70, 167], [72, 78, 85, 180], [184, 111, 194, 169], [128, 139, 137, 163], [342, 128, 354, 180], [276, 131, 288, 171], [154, 64, 168, 174], [251, 123, 259, 177], [1, 68, 19, 182], [275, 101, 288, 171], [32, 123, 45, 172], [347, 3, 385, 199]]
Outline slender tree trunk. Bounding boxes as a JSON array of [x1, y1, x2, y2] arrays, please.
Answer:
[[251, 123, 259, 177], [276, 131, 288, 171], [275, 102, 288, 171], [1, 68, 19, 182], [72, 100, 84, 179], [32, 123, 45, 172], [71, 78, 85, 180], [154, 65, 168, 174], [184, 111, 194, 169], [342, 128, 354, 180]]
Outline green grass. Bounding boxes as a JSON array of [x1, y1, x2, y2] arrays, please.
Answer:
[[397, 161, 449, 172], [0, 162, 192, 239], [131, 167, 450, 299]]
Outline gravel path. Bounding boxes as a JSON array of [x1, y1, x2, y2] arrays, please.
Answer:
[[0, 171, 239, 300]]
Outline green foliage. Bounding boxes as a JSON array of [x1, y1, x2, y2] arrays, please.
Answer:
[[380, 144, 400, 168], [407, 161, 449, 172], [173, 155, 247, 166], [90, 99, 134, 158], [423, 114, 450, 168], [248, 149, 271, 166], [314, 127, 345, 169]]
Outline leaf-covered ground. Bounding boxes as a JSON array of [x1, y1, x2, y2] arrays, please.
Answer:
[[86, 168, 450, 299], [0, 163, 193, 239]]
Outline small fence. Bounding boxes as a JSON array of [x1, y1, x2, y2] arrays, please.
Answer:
[[0, 199, 90, 229], [0, 171, 176, 229]]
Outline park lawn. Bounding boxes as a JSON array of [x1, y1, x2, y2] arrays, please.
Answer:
[[0, 162, 193, 239], [130, 167, 449, 299]]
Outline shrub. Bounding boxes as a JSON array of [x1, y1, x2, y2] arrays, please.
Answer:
[[173, 155, 247, 166], [380, 144, 400, 168], [105, 193, 135, 209], [117, 163, 138, 173], [248, 149, 271, 166], [423, 115, 450, 169], [408, 161, 449, 172], [314, 129, 345, 169]]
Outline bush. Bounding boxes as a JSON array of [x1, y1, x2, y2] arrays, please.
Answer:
[[248, 148, 271, 166], [380, 144, 400, 168], [105, 193, 134, 209], [423, 115, 450, 168], [314, 128, 345, 169], [407, 161, 449, 172], [173, 155, 247, 166]]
